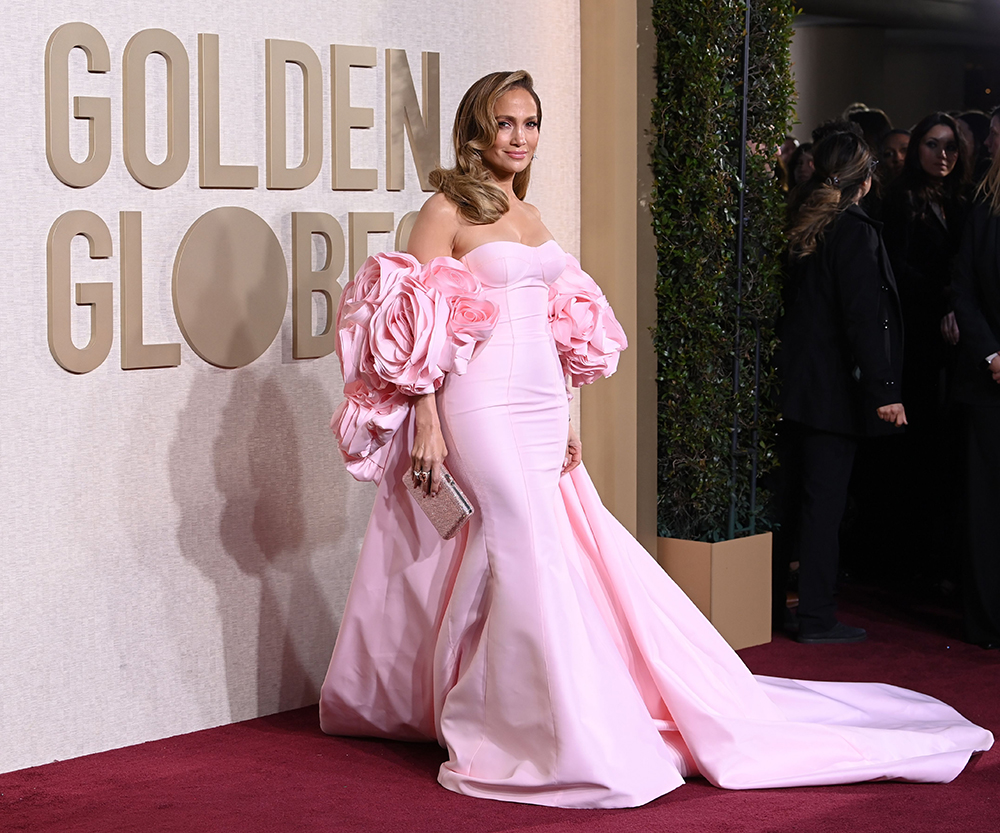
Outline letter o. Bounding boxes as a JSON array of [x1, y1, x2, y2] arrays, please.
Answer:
[[123, 29, 190, 189], [173, 207, 288, 368]]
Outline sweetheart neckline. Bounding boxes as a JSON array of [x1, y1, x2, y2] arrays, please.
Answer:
[[459, 238, 562, 262]]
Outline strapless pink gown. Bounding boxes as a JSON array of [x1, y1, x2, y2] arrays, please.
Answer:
[[320, 240, 992, 808]]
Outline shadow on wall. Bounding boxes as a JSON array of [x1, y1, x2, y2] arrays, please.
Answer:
[[169, 363, 349, 722]]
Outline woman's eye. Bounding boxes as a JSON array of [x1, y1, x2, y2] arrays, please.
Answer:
[[526, 121, 538, 129]]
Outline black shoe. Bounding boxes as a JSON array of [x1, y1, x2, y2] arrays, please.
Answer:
[[796, 622, 867, 644]]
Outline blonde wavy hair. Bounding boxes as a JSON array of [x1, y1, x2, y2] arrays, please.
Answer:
[[976, 141, 1000, 217], [787, 131, 874, 260], [429, 71, 542, 225]]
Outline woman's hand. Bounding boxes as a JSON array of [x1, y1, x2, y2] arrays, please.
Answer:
[[940, 311, 960, 346], [412, 393, 448, 495], [990, 355, 1000, 384], [876, 402, 908, 427], [563, 422, 582, 474]]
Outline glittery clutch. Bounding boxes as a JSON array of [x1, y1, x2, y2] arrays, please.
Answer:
[[402, 467, 474, 540]]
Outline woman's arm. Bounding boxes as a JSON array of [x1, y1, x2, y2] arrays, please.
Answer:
[[405, 194, 461, 494], [833, 217, 904, 418], [411, 393, 448, 495]]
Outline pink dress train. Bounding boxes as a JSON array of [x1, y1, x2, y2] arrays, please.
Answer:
[[320, 240, 992, 809]]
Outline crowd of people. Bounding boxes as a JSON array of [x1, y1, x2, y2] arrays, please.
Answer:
[[775, 103, 1000, 649]]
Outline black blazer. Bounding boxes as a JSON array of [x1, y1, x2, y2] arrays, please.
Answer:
[[950, 201, 1000, 407], [881, 183, 969, 419], [779, 205, 904, 437], [882, 183, 968, 331]]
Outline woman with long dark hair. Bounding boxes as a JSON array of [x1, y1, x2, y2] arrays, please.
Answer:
[[318, 76, 990, 808], [878, 112, 971, 589], [780, 131, 906, 643], [883, 112, 970, 400], [880, 128, 910, 184]]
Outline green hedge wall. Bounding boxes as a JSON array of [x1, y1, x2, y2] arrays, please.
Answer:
[[651, 1, 795, 541]]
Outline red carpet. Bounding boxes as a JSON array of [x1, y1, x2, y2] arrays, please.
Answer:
[[3, 587, 998, 833]]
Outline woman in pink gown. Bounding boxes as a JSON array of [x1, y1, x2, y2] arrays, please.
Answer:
[[319, 71, 993, 809]]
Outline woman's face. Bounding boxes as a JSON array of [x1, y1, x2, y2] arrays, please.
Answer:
[[794, 151, 814, 185], [881, 133, 909, 180], [918, 124, 959, 180], [481, 88, 539, 180]]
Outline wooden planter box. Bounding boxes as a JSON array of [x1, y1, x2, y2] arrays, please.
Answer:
[[656, 532, 772, 651]]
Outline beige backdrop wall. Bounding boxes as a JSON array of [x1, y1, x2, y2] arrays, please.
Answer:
[[0, 0, 580, 773]]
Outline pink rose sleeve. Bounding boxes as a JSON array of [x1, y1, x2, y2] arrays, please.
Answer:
[[547, 254, 627, 387], [330, 252, 498, 483]]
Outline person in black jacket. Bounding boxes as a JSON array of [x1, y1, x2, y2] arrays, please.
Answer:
[[949, 154, 1000, 648], [876, 112, 970, 594], [778, 132, 907, 644], [882, 112, 970, 416]]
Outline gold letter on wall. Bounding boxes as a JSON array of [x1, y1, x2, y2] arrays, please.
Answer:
[[198, 34, 258, 189], [266, 40, 323, 190], [44, 23, 112, 188], [395, 211, 419, 252], [385, 50, 440, 191], [292, 213, 344, 359], [330, 45, 377, 191], [47, 211, 114, 374], [120, 212, 181, 369], [123, 29, 191, 189], [349, 212, 394, 279], [173, 207, 288, 369]]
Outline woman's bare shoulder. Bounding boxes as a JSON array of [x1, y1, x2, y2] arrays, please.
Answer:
[[419, 191, 460, 222], [521, 200, 543, 219], [408, 193, 462, 260]]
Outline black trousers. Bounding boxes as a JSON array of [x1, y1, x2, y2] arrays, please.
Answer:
[[777, 422, 858, 634], [963, 406, 1000, 644]]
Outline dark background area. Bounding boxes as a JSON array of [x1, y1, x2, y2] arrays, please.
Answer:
[[793, 0, 1000, 139]]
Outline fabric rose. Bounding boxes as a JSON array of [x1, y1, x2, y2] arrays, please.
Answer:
[[423, 257, 497, 374], [337, 253, 423, 394], [548, 255, 628, 386], [369, 272, 452, 395], [442, 296, 500, 375], [421, 256, 480, 298], [337, 316, 396, 398], [339, 252, 421, 331], [330, 252, 499, 483]]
